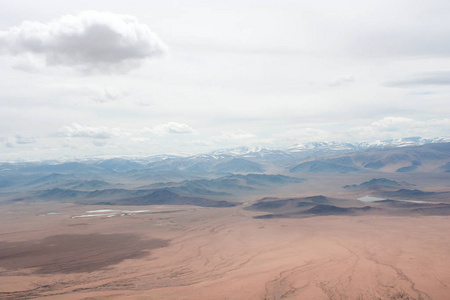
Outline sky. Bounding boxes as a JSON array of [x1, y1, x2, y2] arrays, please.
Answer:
[[1, 0, 450, 161]]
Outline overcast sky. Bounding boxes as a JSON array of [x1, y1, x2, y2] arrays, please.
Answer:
[[1, 0, 450, 161]]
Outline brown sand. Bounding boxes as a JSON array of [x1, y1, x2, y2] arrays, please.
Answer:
[[0, 203, 449, 299]]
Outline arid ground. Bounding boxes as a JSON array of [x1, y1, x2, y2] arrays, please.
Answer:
[[0, 200, 449, 300]]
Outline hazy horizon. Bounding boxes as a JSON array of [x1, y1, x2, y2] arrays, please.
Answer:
[[1, 0, 450, 161]]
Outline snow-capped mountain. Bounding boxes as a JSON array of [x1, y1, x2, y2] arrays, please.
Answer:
[[210, 137, 450, 158], [285, 137, 450, 154], [287, 141, 363, 153], [368, 137, 450, 149], [209, 146, 269, 156]]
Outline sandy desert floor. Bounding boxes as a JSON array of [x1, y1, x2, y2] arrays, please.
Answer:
[[0, 202, 449, 300]]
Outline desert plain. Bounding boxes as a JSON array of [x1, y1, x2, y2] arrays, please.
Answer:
[[1, 172, 449, 300]]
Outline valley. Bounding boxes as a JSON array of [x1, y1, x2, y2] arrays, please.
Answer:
[[0, 141, 449, 299]]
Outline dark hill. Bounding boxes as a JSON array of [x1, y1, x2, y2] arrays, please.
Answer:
[[304, 204, 350, 215], [439, 162, 450, 172], [302, 195, 329, 203], [95, 158, 144, 172], [226, 174, 303, 185], [172, 174, 303, 197], [363, 160, 385, 169], [37, 188, 88, 199], [289, 160, 359, 173], [26, 173, 69, 186], [213, 158, 264, 173], [343, 178, 406, 190], [373, 199, 439, 208], [37, 188, 151, 201], [185, 161, 213, 173], [70, 180, 110, 190], [379, 189, 437, 199], [20, 162, 102, 174], [396, 160, 421, 173], [114, 189, 237, 207], [245, 195, 330, 213], [412, 205, 450, 216], [302, 205, 379, 216], [253, 204, 383, 218]]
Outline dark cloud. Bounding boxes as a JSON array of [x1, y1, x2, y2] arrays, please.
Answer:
[[15, 134, 36, 144], [385, 72, 450, 88], [0, 11, 168, 74], [350, 32, 450, 58]]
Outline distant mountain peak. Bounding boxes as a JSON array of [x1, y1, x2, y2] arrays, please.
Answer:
[[284, 137, 450, 155], [287, 141, 361, 153], [369, 137, 450, 149], [208, 146, 269, 156]]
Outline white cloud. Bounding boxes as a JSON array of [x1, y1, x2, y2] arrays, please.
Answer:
[[11, 53, 42, 73], [191, 140, 213, 147], [144, 122, 197, 136], [92, 140, 108, 147], [371, 116, 415, 132], [130, 137, 151, 143], [0, 11, 168, 74], [329, 75, 354, 87], [347, 117, 450, 140], [213, 130, 256, 141], [92, 88, 129, 103], [54, 123, 122, 139], [281, 128, 332, 143], [0, 137, 14, 148]]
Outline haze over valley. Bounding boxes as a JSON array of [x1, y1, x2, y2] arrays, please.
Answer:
[[1, 140, 450, 299]]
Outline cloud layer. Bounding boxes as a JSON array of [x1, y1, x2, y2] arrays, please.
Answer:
[[0, 2, 449, 161], [55, 123, 121, 139], [144, 122, 197, 136], [347, 117, 450, 141], [0, 11, 168, 73]]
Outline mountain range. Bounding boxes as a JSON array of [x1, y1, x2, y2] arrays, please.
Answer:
[[0, 137, 449, 209]]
